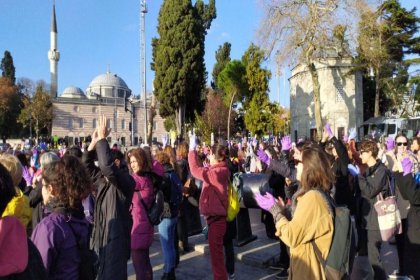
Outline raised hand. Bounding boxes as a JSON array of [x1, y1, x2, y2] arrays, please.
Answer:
[[162, 134, 168, 147], [257, 149, 271, 166], [385, 137, 395, 151], [281, 136, 292, 151], [97, 115, 111, 140], [189, 133, 197, 151], [348, 127, 357, 141], [324, 123, 333, 139]]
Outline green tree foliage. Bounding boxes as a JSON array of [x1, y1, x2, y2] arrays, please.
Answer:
[[217, 60, 248, 139], [241, 44, 271, 109], [1, 51, 16, 85], [356, 0, 419, 117], [0, 77, 19, 141], [245, 95, 286, 136], [152, 0, 216, 134], [212, 42, 231, 89], [18, 82, 53, 140]]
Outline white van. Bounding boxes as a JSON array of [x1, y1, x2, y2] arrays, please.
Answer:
[[360, 117, 407, 140]]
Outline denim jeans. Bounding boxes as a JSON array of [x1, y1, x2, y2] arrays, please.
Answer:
[[158, 217, 178, 273]]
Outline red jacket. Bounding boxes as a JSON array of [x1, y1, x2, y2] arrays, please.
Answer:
[[188, 151, 230, 217]]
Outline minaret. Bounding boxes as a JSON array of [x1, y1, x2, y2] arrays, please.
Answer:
[[48, 1, 60, 98]]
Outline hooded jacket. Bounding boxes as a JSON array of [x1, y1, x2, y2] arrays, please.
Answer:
[[188, 151, 230, 217], [0, 216, 28, 277]]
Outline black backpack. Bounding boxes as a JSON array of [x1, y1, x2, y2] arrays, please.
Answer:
[[136, 172, 165, 226], [312, 191, 353, 280], [68, 221, 98, 280]]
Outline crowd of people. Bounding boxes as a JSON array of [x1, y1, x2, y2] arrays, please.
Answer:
[[0, 116, 419, 280]]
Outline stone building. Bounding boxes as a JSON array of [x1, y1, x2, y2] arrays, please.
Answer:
[[51, 71, 166, 147], [289, 49, 363, 141], [48, 3, 166, 147]]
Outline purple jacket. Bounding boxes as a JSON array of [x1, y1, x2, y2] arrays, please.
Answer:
[[31, 211, 89, 280], [130, 173, 154, 250]]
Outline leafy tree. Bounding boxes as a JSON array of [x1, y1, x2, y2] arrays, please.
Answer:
[[257, 0, 347, 139], [0, 77, 19, 141], [217, 60, 248, 140], [356, 0, 419, 117], [152, 0, 216, 135], [241, 44, 271, 109], [212, 42, 231, 89], [18, 82, 53, 141], [1, 51, 16, 85]]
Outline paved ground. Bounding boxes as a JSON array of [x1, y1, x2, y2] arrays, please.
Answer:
[[128, 208, 399, 280]]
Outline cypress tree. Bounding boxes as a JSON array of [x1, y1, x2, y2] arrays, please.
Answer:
[[1, 51, 16, 85], [152, 0, 216, 134]]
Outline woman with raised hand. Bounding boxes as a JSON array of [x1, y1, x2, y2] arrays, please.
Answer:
[[31, 155, 92, 279], [188, 134, 230, 280], [83, 115, 135, 280], [256, 145, 334, 279]]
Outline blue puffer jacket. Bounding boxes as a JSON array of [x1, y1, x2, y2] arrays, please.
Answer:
[[31, 210, 89, 280]]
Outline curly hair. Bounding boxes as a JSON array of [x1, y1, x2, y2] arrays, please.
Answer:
[[0, 163, 16, 216], [360, 140, 379, 158], [42, 155, 92, 209]]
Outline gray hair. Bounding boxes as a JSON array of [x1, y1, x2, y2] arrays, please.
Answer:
[[40, 152, 60, 168]]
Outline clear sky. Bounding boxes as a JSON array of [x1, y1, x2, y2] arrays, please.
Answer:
[[0, 0, 418, 109]]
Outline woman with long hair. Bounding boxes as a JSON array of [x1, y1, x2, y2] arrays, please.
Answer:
[[188, 135, 230, 280], [256, 145, 335, 279], [31, 155, 92, 279], [127, 148, 154, 280]]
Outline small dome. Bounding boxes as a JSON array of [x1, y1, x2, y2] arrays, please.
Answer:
[[88, 71, 129, 89], [61, 86, 86, 99]]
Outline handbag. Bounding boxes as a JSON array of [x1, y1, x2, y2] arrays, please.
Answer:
[[226, 181, 240, 222], [374, 189, 402, 242]]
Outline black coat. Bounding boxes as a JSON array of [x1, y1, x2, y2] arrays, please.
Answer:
[[329, 137, 355, 214], [394, 172, 420, 278], [357, 160, 389, 230], [83, 139, 135, 280]]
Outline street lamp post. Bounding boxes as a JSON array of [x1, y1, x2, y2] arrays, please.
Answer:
[[140, 0, 148, 145]]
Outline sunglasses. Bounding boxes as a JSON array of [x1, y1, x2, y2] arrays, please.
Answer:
[[396, 142, 408, 146]]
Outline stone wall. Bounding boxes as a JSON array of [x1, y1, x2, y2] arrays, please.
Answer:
[[289, 58, 363, 141]]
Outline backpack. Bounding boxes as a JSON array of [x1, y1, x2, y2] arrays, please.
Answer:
[[0, 239, 48, 280], [167, 171, 183, 217], [312, 191, 352, 280], [137, 172, 165, 226], [68, 222, 98, 280]]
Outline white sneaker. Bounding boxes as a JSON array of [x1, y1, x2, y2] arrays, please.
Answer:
[[228, 273, 235, 280]]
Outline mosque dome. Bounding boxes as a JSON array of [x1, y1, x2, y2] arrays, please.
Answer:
[[61, 86, 86, 99], [86, 71, 132, 99]]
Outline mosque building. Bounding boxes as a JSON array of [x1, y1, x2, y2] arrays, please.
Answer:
[[49, 3, 166, 147]]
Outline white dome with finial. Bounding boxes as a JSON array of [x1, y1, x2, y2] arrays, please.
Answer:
[[86, 69, 131, 99]]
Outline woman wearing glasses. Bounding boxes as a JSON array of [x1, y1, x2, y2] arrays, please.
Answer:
[[384, 133, 419, 277]]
